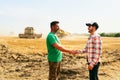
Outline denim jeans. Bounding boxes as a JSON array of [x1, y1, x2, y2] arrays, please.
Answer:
[[89, 62, 100, 80]]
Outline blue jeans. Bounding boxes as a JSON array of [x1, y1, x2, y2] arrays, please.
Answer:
[[89, 62, 100, 80]]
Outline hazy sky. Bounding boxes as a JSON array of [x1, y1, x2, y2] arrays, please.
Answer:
[[0, 0, 120, 36]]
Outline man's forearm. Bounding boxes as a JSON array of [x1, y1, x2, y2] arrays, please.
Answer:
[[56, 45, 70, 52], [53, 43, 70, 53]]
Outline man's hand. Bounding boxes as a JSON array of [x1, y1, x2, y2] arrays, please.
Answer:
[[76, 50, 81, 54], [69, 50, 78, 54], [88, 65, 93, 70]]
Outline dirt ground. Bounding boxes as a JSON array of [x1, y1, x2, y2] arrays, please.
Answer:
[[0, 36, 120, 80]]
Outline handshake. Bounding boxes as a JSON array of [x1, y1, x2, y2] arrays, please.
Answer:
[[68, 50, 81, 54]]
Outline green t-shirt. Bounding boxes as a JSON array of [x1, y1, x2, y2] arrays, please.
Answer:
[[46, 32, 62, 62]]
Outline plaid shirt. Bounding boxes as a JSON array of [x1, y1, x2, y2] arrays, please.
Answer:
[[80, 33, 102, 68]]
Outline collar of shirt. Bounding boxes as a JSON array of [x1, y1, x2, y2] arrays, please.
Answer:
[[90, 32, 99, 38]]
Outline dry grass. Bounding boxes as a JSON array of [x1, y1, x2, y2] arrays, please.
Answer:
[[0, 37, 47, 54], [0, 36, 119, 54], [0, 36, 120, 80]]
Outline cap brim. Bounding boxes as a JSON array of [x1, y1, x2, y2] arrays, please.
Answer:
[[86, 23, 91, 26]]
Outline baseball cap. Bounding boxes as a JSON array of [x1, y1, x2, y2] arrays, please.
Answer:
[[86, 22, 99, 29]]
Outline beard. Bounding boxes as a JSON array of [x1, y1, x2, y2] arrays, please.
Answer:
[[55, 28, 59, 33], [88, 30, 92, 33], [88, 30, 91, 33]]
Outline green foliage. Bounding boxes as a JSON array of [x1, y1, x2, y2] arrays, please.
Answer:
[[115, 33, 120, 37], [100, 32, 120, 37]]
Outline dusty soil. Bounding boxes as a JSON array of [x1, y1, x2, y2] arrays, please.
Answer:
[[0, 37, 120, 80], [0, 44, 120, 80]]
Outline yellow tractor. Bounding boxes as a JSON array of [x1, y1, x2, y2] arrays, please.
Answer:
[[56, 29, 70, 38]]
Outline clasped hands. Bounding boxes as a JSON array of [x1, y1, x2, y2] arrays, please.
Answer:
[[69, 50, 80, 55]]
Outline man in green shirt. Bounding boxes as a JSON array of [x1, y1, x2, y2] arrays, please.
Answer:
[[46, 21, 76, 80]]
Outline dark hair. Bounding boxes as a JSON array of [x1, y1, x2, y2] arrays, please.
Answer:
[[50, 21, 59, 28], [92, 22, 99, 30], [95, 26, 98, 30]]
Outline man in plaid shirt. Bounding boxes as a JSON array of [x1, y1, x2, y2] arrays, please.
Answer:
[[77, 22, 102, 80]]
